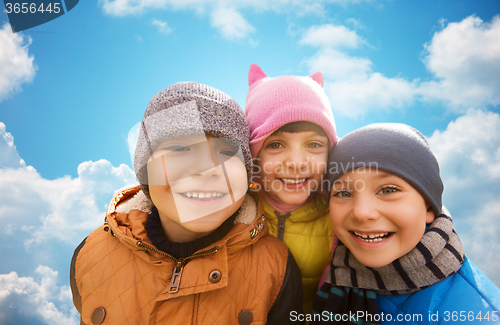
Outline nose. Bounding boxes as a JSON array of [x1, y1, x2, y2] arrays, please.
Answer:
[[351, 196, 380, 223], [196, 163, 224, 178], [192, 147, 224, 178], [284, 147, 308, 173]]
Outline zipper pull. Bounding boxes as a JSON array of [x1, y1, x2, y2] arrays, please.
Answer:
[[168, 260, 185, 293], [275, 211, 291, 242]]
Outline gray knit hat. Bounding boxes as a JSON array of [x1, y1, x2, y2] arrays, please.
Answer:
[[134, 82, 252, 200], [327, 123, 443, 215]]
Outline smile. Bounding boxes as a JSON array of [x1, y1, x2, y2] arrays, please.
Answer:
[[279, 178, 307, 185], [352, 231, 392, 242], [179, 192, 226, 199]]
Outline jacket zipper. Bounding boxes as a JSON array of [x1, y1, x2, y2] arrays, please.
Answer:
[[136, 240, 219, 293], [275, 211, 291, 242]]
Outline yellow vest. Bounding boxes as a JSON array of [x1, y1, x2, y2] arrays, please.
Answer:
[[257, 191, 333, 314]]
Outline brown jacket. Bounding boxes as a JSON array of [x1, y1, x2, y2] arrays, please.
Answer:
[[71, 186, 302, 325]]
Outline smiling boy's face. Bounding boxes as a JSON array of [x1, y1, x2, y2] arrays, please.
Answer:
[[329, 169, 435, 268], [147, 135, 247, 241]]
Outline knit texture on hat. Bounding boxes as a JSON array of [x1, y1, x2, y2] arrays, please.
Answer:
[[245, 63, 338, 157], [134, 82, 252, 200], [327, 123, 443, 216]]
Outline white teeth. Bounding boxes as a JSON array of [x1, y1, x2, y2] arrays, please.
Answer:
[[281, 178, 307, 185], [183, 192, 224, 198], [353, 232, 389, 242]]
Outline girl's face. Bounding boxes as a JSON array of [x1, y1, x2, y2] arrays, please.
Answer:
[[147, 135, 247, 242], [256, 131, 329, 205], [329, 169, 435, 268]]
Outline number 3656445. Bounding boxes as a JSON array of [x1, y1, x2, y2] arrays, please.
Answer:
[[5, 2, 61, 14]]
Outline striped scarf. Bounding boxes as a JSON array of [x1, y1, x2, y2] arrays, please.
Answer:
[[312, 213, 464, 324]]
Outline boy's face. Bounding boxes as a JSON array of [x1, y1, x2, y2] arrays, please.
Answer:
[[256, 131, 328, 205], [329, 169, 435, 268], [147, 135, 247, 240]]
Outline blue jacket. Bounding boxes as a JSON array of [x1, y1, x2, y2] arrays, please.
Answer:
[[377, 256, 500, 324]]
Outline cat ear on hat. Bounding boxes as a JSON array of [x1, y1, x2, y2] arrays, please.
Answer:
[[309, 71, 324, 87], [248, 63, 268, 86]]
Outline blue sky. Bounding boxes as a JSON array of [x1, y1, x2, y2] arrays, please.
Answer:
[[1, 0, 500, 323]]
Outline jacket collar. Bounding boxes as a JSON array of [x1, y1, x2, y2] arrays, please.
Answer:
[[260, 191, 329, 222], [104, 186, 267, 254]]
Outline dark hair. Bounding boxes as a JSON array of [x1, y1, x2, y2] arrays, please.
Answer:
[[272, 121, 327, 137]]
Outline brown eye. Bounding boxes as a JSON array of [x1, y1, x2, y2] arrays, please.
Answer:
[[378, 186, 400, 195], [306, 142, 324, 148], [267, 142, 283, 149], [333, 190, 352, 198]]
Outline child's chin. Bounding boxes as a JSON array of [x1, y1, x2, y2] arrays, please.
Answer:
[[183, 199, 244, 226], [278, 192, 310, 205], [183, 223, 221, 235]]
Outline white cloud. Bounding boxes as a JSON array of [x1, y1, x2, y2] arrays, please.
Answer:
[[299, 24, 366, 49], [0, 123, 137, 248], [210, 5, 255, 40], [420, 15, 500, 110], [345, 18, 365, 30], [300, 25, 418, 117], [98, 0, 370, 40], [0, 24, 36, 103], [0, 266, 78, 325], [305, 48, 372, 82], [428, 109, 500, 286], [0, 160, 137, 247], [0, 124, 138, 323], [0, 123, 27, 169], [152, 19, 172, 34], [324, 73, 417, 118], [302, 15, 500, 117], [97, 0, 337, 16]]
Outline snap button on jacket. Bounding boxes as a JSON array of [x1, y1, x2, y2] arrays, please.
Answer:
[[71, 186, 296, 325], [91, 307, 106, 325]]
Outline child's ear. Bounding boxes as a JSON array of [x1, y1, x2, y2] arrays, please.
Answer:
[[248, 63, 268, 86], [309, 71, 324, 87], [426, 205, 435, 224]]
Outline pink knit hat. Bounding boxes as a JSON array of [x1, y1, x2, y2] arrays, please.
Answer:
[[245, 63, 338, 157]]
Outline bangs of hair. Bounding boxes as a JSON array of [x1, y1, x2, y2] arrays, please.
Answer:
[[273, 121, 327, 137]]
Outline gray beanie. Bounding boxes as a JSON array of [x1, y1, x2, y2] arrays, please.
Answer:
[[134, 82, 252, 200], [327, 123, 443, 216]]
